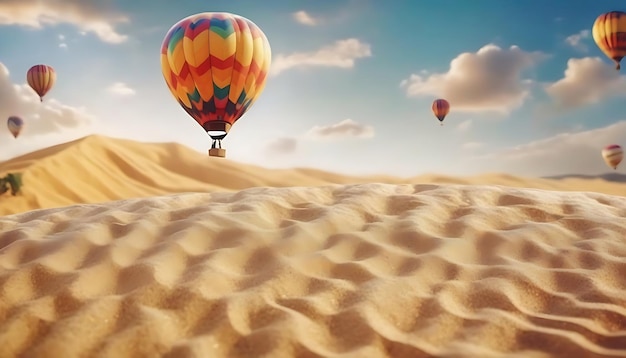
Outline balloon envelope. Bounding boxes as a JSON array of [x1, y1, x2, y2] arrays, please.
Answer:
[[592, 11, 626, 70], [27, 64, 56, 101], [160, 12, 272, 156], [602, 144, 623, 169], [7, 116, 23, 138], [432, 99, 450, 124]]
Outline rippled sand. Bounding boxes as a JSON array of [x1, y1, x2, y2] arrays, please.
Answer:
[[1, 183, 625, 357]]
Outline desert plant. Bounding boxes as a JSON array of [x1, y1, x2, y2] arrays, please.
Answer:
[[0, 173, 23, 196]]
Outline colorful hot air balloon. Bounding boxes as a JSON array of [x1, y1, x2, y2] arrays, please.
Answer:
[[7, 116, 24, 138], [160, 12, 272, 158], [592, 11, 626, 70], [602, 144, 623, 170], [27, 64, 56, 101], [432, 99, 450, 125]]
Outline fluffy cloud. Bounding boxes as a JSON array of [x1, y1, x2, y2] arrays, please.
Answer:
[[58, 34, 67, 49], [544, 57, 626, 109], [271, 39, 372, 76], [265, 119, 374, 156], [565, 30, 590, 51], [0, 0, 128, 44], [306, 119, 374, 140], [265, 137, 299, 155], [401, 44, 545, 113], [293, 11, 318, 26], [0, 63, 94, 138], [463, 142, 484, 150], [469, 121, 626, 176], [457, 119, 472, 131], [107, 82, 136, 96]]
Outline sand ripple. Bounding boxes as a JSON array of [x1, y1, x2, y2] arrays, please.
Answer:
[[1, 184, 626, 357]]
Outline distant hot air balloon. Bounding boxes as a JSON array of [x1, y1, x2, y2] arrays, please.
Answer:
[[7, 116, 23, 138], [160, 12, 272, 157], [27, 64, 56, 102], [432, 99, 450, 125], [602, 144, 623, 169], [592, 11, 626, 70]]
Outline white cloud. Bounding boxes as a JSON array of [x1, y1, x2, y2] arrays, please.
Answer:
[[0, 0, 128, 44], [57, 33, 67, 48], [401, 44, 545, 113], [0, 62, 94, 138], [565, 30, 590, 51], [457, 119, 472, 131], [469, 121, 626, 176], [463, 142, 484, 150], [293, 11, 318, 26], [265, 119, 374, 155], [265, 137, 298, 155], [106, 82, 135, 96], [271, 38, 372, 76], [306, 119, 374, 140], [544, 57, 626, 109]]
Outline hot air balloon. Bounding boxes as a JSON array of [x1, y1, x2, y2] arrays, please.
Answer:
[[602, 144, 623, 169], [592, 11, 626, 70], [432, 99, 450, 125], [7, 116, 23, 138], [160, 12, 272, 157], [26, 64, 56, 101]]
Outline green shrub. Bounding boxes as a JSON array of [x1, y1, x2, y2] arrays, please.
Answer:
[[0, 173, 23, 196]]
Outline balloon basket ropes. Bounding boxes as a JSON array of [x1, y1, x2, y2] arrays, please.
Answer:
[[209, 148, 226, 157]]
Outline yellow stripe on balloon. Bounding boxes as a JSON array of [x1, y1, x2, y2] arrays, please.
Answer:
[[209, 31, 236, 90], [160, 55, 176, 90], [261, 36, 272, 73], [611, 13, 626, 31], [176, 83, 192, 107], [182, 33, 209, 67], [196, 70, 214, 101], [192, 31, 210, 66], [253, 39, 272, 96], [208, 31, 236, 60], [42, 70, 49, 93], [50, 71, 57, 93], [168, 42, 187, 76], [241, 48, 261, 96], [186, 25, 214, 101], [229, 22, 254, 103], [248, 37, 272, 105], [212, 69, 232, 88], [242, 36, 266, 98]]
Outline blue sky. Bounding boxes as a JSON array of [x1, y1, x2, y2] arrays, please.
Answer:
[[1, 0, 626, 177]]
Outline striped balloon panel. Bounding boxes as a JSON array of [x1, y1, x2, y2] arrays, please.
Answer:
[[26, 65, 56, 99], [160, 12, 271, 128]]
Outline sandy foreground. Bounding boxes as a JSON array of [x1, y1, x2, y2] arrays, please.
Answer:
[[0, 136, 626, 357]]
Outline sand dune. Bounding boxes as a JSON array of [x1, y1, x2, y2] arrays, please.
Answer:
[[2, 135, 626, 216], [1, 184, 626, 357]]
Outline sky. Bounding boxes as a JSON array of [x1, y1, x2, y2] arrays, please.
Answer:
[[1, 0, 626, 178]]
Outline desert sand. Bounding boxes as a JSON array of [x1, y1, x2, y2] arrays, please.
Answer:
[[0, 135, 626, 357]]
